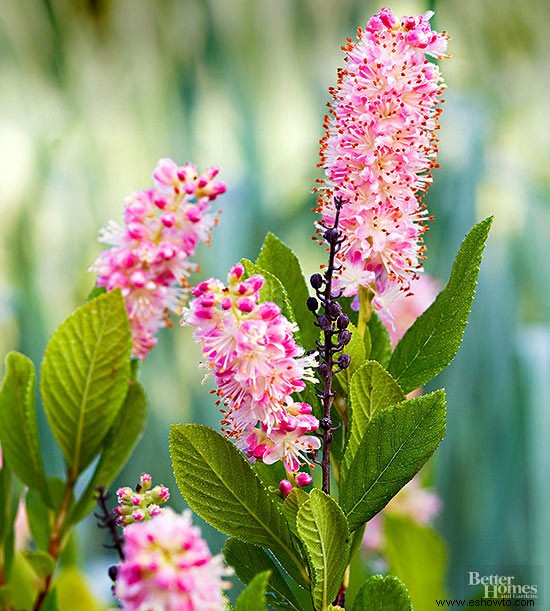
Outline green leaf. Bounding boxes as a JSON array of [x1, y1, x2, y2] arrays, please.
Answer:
[[352, 575, 412, 611], [384, 515, 448, 609], [0, 352, 49, 502], [253, 460, 287, 492], [340, 390, 446, 532], [26, 490, 52, 550], [170, 425, 308, 584], [40, 289, 132, 477], [22, 550, 56, 579], [42, 588, 60, 611], [242, 259, 296, 327], [86, 285, 106, 302], [336, 323, 366, 394], [366, 314, 391, 368], [282, 488, 309, 539], [224, 539, 302, 611], [256, 233, 318, 349], [342, 362, 405, 478], [297, 489, 350, 611], [388, 217, 493, 393], [70, 381, 147, 523], [235, 570, 271, 611]]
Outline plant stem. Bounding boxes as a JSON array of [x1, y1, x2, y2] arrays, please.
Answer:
[[357, 285, 373, 338], [32, 480, 74, 611], [310, 197, 349, 496]]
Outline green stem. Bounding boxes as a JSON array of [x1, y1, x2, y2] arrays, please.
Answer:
[[32, 480, 74, 611], [357, 286, 373, 338]]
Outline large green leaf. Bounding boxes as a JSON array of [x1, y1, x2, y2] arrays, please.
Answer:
[[40, 289, 132, 477], [256, 233, 318, 349], [297, 490, 350, 611], [384, 515, 448, 610], [224, 539, 303, 611], [342, 362, 404, 478], [340, 390, 446, 532], [170, 425, 308, 584], [235, 570, 271, 611], [0, 353, 49, 502], [388, 217, 493, 393], [70, 381, 147, 523], [352, 575, 412, 611], [282, 488, 309, 539]]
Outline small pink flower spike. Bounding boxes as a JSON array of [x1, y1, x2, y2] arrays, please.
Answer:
[[182, 264, 320, 477], [115, 509, 232, 610], [92, 159, 227, 359]]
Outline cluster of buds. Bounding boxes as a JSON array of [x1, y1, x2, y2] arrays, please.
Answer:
[[115, 473, 170, 527], [182, 263, 320, 476], [308, 198, 352, 380], [92, 158, 226, 359], [316, 8, 449, 320]]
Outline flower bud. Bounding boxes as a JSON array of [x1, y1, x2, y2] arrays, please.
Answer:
[[279, 480, 293, 498], [295, 473, 313, 488], [306, 296, 318, 312], [310, 273, 324, 289], [338, 353, 351, 369]]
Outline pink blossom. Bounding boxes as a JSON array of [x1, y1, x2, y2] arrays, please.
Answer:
[[182, 264, 319, 475], [92, 159, 226, 360], [317, 8, 448, 318], [115, 509, 231, 610]]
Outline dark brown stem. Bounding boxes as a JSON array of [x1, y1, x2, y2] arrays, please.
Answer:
[[94, 486, 125, 560]]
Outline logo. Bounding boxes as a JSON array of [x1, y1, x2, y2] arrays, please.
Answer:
[[465, 566, 542, 603]]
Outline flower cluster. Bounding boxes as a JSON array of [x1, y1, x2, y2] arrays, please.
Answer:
[[182, 263, 320, 476], [115, 508, 231, 611], [92, 158, 226, 359], [115, 473, 170, 526], [317, 8, 448, 319]]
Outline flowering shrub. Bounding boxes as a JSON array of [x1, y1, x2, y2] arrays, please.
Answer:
[[0, 7, 493, 611]]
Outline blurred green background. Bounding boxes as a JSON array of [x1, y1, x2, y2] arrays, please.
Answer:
[[0, 0, 548, 605]]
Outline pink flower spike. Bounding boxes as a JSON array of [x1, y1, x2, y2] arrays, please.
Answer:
[[91, 158, 227, 359], [115, 509, 232, 610]]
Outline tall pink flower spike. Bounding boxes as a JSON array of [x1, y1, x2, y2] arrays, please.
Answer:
[[316, 8, 449, 322], [92, 158, 226, 359]]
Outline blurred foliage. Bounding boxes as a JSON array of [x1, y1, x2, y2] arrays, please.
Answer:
[[0, 0, 548, 603]]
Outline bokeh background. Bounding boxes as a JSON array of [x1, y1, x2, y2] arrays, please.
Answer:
[[0, 0, 548, 606]]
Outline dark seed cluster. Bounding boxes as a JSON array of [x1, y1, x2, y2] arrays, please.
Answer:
[[309, 196, 350, 494]]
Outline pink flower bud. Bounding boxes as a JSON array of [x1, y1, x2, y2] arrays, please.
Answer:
[[229, 263, 244, 280], [237, 297, 255, 313], [140, 473, 152, 490], [296, 473, 313, 488], [186, 207, 202, 223], [127, 222, 147, 240], [132, 509, 145, 521], [161, 212, 176, 227], [117, 487, 133, 502], [130, 270, 148, 288], [279, 480, 293, 498]]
